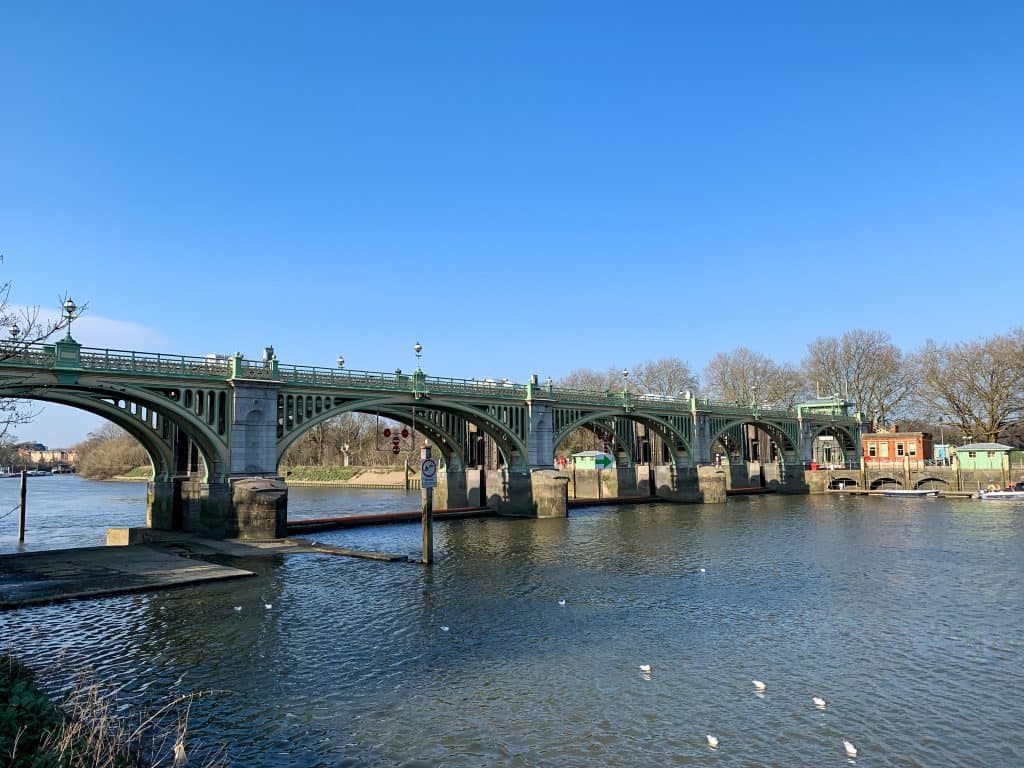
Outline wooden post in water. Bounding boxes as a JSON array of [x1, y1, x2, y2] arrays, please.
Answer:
[[420, 445, 434, 565], [18, 469, 27, 543]]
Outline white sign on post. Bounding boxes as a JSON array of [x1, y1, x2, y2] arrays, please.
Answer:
[[421, 457, 438, 488]]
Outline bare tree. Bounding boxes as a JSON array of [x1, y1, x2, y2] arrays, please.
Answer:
[[803, 330, 911, 428], [702, 348, 805, 407], [556, 367, 622, 392], [911, 332, 1024, 443], [629, 356, 698, 397]]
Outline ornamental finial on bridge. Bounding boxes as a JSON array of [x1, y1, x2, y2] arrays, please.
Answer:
[[62, 298, 77, 341]]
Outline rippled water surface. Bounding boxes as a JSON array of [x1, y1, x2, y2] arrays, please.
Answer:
[[2, 477, 1023, 766]]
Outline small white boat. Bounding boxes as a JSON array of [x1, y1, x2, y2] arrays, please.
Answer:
[[977, 490, 1024, 500], [881, 489, 940, 497]]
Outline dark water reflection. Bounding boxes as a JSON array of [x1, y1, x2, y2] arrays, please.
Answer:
[[2, 479, 1023, 766]]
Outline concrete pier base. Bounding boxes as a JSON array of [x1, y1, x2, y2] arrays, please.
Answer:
[[651, 465, 704, 503], [147, 480, 175, 530], [531, 469, 569, 518], [435, 469, 469, 510], [485, 469, 535, 516], [231, 477, 288, 539], [696, 466, 728, 504]]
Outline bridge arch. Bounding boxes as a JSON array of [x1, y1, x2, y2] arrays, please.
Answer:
[[553, 410, 694, 467], [275, 401, 470, 471], [707, 418, 798, 460], [1, 380, 230, 482], [275, 395, 530, 472], [10, 390, 175, 480]]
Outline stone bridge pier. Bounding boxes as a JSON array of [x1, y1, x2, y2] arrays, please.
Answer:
[[147, 379, 289, 539]]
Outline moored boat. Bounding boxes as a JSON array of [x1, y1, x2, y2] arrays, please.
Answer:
[[882, 489, 940, 497], [976, 482, 1024, 500]]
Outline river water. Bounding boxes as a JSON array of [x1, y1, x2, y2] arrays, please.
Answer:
[[1, 476, 1022, 767]]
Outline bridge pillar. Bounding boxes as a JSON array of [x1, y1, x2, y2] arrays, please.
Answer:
[[484, 469, 535, 516], [531, 469, 569, 518], [229, 381, 281, 475], [691, 412, 713, 464], [526, 384, 555, 468]]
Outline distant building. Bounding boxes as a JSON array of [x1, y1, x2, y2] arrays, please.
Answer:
[[22, 447, 78, 465], [862, 430, 933, 462]]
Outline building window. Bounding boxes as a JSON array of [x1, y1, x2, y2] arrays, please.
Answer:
[[909, 443, 917, 456], [968, 451, 977, 458], [987, 451, 996, 458], [896, 442, 905, 456], [868, 443, 877, 457], [880, 442, 889, 458]]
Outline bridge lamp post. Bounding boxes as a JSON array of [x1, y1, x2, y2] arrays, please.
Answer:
[[413, 341, 423, 371], [337, 355, 345, 369], [8, 324, 19, 350], [62, 298, 77, 341]]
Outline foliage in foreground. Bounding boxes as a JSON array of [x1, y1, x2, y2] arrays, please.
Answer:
[[1, 653, 220, 767]]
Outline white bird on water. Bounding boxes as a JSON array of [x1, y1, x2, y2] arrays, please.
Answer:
[[699, 567, 706, 573], [639, 664, 651, 673], [812, 696, 826, 709], [233, 606, 242, 612], [843, 739, 857, 758], [264, 603, 272, 610], [706, 734, 719, 749], [558, 598, 566, 606], [752, 679, 766, 692], [440, 625, 450, 632]]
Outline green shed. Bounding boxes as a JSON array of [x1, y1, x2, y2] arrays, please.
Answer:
[[571, 451, 615, 470], [954, 443, 1013, 470]]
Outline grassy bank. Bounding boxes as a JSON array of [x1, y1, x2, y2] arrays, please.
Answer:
[[0, 653, 217, 767]]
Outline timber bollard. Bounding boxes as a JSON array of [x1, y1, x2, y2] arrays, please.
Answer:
[[18, 470, 27, 543]]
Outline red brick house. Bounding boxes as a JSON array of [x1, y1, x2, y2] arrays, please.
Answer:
[[862, 431, 933, 462]]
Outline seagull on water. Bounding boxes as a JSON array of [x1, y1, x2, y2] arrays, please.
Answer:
[[264, 603, 272, 610], [699, 567, 706, 573], [233, 606, 242, 612], [440, 625, 450, 632], [639, 664, 651, 673], [812, 696, 826, 709], [752, 679, 766, 692], [706, 734, 719, 749], [843, 739, 857, 758], [558, 598, 566, 606]]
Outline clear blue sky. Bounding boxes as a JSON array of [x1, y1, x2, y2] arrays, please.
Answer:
[[1, 2, 1021, 446]]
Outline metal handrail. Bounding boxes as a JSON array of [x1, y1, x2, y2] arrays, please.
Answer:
[[0, 343, 862, 422]]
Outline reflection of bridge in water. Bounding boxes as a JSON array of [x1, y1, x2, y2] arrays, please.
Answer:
[[0, 335, 864, 538]]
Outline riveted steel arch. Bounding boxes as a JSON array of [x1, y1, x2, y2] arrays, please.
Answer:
[[553, 410, 695, 466], [707, 418, 799, 457], [274, 398, 470, 470], [5, 388, 175, 481], [807, 422, 859, 456], [57, 382, 231, 481]]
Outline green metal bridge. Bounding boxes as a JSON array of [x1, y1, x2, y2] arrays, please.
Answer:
[[0, 335, 864, 536]]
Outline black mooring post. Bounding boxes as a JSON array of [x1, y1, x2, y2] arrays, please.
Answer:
[[18, 469, 27, 543]]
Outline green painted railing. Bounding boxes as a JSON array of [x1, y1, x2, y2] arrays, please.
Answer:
[[0, 343, 857, 425]]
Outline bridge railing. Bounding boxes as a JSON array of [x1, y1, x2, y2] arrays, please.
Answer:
[[549, 386, 628, 407], [79, 347, 233, 377], [273, 362, 529, 398], [0, 344, 55, 368]]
